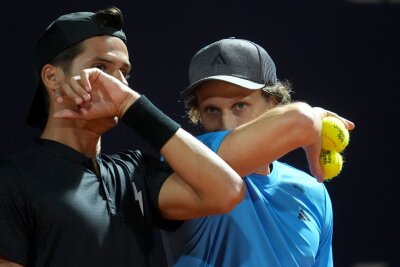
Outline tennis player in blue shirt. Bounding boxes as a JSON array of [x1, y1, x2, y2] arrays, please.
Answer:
[[161, 38, 355, 267]]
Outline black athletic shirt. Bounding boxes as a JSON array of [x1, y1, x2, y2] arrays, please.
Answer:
[[0, 137, 177, 266]]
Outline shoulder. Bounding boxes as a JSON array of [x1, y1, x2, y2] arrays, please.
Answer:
[[197, 130, 231, 152], [107, 150, 167, 168], [0, 145, 37, 182], [0, 159, 20, 181], [105, 150, 171, 177], [0, 158, 30, 209], [106, 149, 145, 165], [2, 139, 56, 170], [276, 161, 325, 188], [3, 141, 38, 160]]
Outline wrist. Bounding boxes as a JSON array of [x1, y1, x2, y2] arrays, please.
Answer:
[[118, 90, 141, 118], [121, 95, 181, 151]]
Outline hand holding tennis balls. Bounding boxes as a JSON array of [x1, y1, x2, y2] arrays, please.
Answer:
[[320, 117, 350, 180], [320, 150, 343, 179], [321, 117, 350, 152]]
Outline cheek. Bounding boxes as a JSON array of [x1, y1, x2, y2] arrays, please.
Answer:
[[245, 106, 267, 121], [248, 112, 262, 122], [236, 111, 256, 124], [199, 113, 222, 132], [200, 118, 220, 132], [231, 116, 250, 129]]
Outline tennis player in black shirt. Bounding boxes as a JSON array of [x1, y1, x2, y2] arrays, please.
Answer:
[[0, 7, 244, 267]]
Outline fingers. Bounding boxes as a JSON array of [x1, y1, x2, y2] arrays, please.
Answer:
[[341, 118, 355, 130], [313, 107, 355, 130], [327, 111, 355, 130], [79, 69, 95, 93], [59, 82, 89, 105], [308, 107, 355, 182], [53, 108, 82, 119], [304, 142, 325, 182], [55, 69, 98, 104], [52, 68, 138, 121], [329, 115, 355, 131], [53, 105, 91, 119], [309, 158, 325, 183]]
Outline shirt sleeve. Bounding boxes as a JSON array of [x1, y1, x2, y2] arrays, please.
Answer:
[[120, 150, 181, 231], [314, 186, 334, 267], [196, 130, 231, 153], [141, 154, 183, 231], [0, 160, 32, 265]]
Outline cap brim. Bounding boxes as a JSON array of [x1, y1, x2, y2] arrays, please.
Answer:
[[181, 75, 266, 98]]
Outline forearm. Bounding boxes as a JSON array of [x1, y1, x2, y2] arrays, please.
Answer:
[[219, 102, 320, 176], [160, 129, 244, 215]]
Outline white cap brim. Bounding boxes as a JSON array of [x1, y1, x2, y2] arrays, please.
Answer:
[[181, 75, 266, 98]]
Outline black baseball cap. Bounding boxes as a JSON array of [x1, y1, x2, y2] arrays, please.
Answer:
[[181, 37, 277, 98], [27, 8, 127, 129]]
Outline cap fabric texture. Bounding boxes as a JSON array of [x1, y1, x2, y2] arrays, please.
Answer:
[[27, 11, 127, 129], [181, 37, 277, 98]]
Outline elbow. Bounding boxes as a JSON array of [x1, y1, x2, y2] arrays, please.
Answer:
[[211, 180, 246, 214], [223, 184, 246, 213]]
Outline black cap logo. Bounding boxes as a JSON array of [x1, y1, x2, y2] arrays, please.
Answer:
[[212, 52, 226, 66]]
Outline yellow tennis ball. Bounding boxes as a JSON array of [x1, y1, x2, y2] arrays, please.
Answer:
[[320, 150, 343, 180], [321, 117, 349, 152]]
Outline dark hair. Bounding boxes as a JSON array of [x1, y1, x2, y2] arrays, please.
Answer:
[[49, 6, 124, 74], [95, 6, 124, 29], [49, 42, 84, 74]]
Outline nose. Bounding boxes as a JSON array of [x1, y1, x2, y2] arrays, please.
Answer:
[[220, 112, 239, 130], [112, 70, 129, 86]]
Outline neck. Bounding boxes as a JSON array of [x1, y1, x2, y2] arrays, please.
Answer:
[[41, 121, 102, 158]]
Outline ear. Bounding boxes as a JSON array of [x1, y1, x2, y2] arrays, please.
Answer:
[[41, 64, 63, 93], [266, 95, 279, 108]]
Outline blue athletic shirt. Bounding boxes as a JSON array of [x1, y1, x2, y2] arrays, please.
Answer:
[[161, 130, 333, 267]]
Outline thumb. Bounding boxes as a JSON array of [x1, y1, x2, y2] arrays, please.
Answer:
[[53, 108, 89, 120], [304, 144, 325, 182]]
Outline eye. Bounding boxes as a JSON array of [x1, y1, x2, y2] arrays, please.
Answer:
[[93, 64, 106, 72], [234, 102, 247, 110], [121, 70, 131, 80], [205, 106, 220, 115]]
